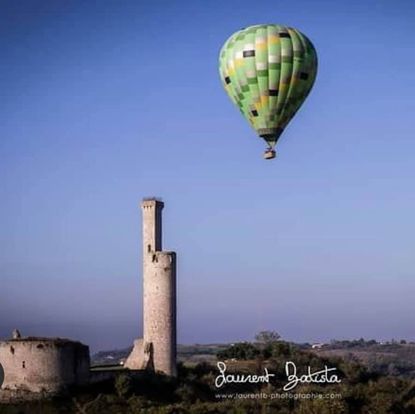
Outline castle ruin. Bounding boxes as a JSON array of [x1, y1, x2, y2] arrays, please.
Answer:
[[124, 198, 177, 377], [0, 197, 178, 399], [0, 337, 89, 394]]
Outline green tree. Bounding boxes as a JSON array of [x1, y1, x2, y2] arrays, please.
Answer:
[[255, 331, 281, 344], [115, 372, 133, 399]]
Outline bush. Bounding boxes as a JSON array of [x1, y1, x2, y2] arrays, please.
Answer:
[[115, 372, 133, 398]]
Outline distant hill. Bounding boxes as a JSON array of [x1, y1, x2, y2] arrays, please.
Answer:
[[92, 343, 230, 366], [92, 339, 415, 380], [313, 339, 415, 379]]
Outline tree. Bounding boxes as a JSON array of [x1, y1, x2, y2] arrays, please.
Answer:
[[217, 342, 259, 360], [115, 373, 133, 398], [255, 331, 281, 344]]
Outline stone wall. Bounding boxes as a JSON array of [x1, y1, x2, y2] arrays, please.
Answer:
[[0, 337, 90, 393]]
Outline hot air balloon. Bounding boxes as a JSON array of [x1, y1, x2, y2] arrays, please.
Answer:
[[219, 24, 318, 160]]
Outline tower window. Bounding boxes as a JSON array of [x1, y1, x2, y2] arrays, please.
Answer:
[[147, 244, 151, 253], [22, 361, 25, 369]]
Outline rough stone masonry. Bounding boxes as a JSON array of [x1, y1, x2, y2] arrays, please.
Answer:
[[124, 198, 177, 376]]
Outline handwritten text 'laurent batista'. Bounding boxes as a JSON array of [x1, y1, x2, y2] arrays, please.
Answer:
[[214, 361, 341, 391]]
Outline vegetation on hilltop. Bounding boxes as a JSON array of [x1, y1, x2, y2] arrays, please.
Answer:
[[2, 332, 415, 413]]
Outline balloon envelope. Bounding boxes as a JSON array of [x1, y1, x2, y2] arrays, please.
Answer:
[[219, 24, 318, 153]]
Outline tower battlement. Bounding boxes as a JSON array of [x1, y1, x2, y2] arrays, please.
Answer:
[[142, 197, 163, 202]]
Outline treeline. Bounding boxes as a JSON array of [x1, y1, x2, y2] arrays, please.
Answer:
[[327, 338, 412, 350], [3, 332, 415, 413]]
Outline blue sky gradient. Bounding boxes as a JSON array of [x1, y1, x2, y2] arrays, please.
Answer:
[[1, 0, 415, 351]]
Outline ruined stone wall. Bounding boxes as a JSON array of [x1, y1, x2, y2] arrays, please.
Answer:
[[123, 338, 153, 370], [0, 338, 90, 393]]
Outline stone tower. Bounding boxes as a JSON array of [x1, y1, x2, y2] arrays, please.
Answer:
[[125, 198, 177, 377]]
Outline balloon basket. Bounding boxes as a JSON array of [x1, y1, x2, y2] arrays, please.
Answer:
[[263, 149, 276, 160]]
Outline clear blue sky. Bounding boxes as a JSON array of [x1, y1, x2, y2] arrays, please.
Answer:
[[1, 0, 415, 352]]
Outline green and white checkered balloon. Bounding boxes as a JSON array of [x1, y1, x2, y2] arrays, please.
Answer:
[[219, 24, 318, 156]]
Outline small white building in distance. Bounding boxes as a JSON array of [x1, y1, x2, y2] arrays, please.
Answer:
[[311, 343, 326, 349]]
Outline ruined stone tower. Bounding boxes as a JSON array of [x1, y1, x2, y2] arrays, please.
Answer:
[[125, 198, 177, 377]]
